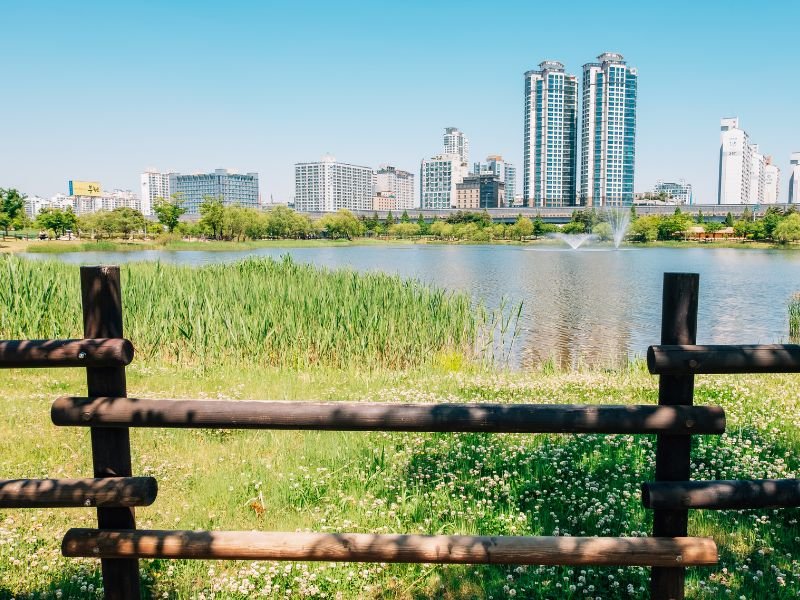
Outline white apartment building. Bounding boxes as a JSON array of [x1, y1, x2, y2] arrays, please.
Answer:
[[73, 189, 142, 215], [763, 157, 780, 204], [718, 118, 754, 204], [374, 165, 416, 209], [294, 155, 373, 212], [443, 127, 469, 163], [749, 145, 766, 205], [140, 170, 176, 216], [420, 154, 468, 209], [790, 152, 800, 204], [24, 194, 75, 219]]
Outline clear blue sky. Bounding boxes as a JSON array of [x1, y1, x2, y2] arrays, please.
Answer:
[[2, 0, 798, 204]]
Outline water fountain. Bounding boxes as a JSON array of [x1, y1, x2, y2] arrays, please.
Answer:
[[605, 208, 631, 249], [552, 232, 594, 250], [550, 207, 631, 250]]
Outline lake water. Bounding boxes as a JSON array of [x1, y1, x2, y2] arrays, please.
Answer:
[[22, 244, 800, 368]]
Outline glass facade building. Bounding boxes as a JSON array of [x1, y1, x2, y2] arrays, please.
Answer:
[[173, 169, 259, 215], [580, 53, 638, 207], [523, 61, 578, 207], [473, 155, 516, 207]]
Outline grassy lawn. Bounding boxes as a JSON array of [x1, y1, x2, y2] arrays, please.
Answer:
[[0, 365, 798, 599]]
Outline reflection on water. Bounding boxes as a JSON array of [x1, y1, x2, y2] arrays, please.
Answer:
[[21, 245, 800, 369]]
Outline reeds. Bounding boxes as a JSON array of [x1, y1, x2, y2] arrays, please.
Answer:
[[0, 255, 476, 370], [790, 293, 800, 340]]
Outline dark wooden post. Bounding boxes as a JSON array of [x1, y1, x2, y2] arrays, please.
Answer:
[[650, 273, 699, 600], [81, 266, 140, 599]]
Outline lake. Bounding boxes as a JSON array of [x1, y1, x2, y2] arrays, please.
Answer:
[[21, 244, 800, 368]]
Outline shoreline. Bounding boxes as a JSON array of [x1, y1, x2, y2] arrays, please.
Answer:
[[5, 236, 798, 254]]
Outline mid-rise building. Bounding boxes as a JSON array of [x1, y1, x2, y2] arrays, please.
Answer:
[[763, 157, 780, 204], [443, 127, 469, 163], [372, 191, 397, 211], [455, 174, 504, 210], [524, 61, 579, 207], [294, 156, 373, 212], [790, 152, 800, 204], [474, 155, 517, 207], [580, 52, 638, 207], [420, 154, 468, 209], [749, 145, 766, 205], [374, 165, 415, 209], [654, 180, 693, 205], [173, 169, 259, 215], [139, 170, 176, 216], [718, 118, 754, 204]]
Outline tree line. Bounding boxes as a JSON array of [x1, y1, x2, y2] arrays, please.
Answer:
[[4, 187, 800, 245]]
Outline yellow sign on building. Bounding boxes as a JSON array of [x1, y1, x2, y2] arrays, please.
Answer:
[[69, 180, 102, 197]]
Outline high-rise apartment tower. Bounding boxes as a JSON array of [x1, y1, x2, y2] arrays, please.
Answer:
[[580, 52, 638, 206], [523, 61, 578, 207]]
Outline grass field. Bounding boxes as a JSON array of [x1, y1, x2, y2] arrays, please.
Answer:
[[0, 256, 798, 598]]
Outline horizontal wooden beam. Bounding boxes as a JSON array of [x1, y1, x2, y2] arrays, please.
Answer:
[[648, 344, 800, 375], [0, 477, 157, 508], [642, 479, 800, 510], [51, 397, 726, 434], [61, 529, 718, 566], [0, 339, 134, 369]]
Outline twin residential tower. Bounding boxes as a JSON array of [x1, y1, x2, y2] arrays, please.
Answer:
[[523, 53, 638, 207]]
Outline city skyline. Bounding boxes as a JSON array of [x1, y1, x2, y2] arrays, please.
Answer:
[[2, 1, 799, 204]]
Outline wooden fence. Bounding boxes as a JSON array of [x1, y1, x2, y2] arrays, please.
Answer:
[[1, 266, 799, 600]]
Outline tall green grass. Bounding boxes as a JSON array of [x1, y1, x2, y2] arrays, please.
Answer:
[[790, 293, 800, 340], [0, 255, 476, 369]]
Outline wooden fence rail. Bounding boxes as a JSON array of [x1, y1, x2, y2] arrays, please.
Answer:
[[62, 529, 719, 567], [51, 396, 726, 434], [2, 267, 800, 600]]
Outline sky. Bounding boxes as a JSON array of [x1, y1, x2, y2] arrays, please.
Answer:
[[2, 0, 798, 204]]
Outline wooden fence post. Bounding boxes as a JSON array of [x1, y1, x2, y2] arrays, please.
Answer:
[[81, 266, 140, 599], [650, 273, 699, 600]]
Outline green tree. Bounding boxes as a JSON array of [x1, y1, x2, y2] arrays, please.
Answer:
[[561, 220, 586, 234], [400, 210, 410, 223], [628, 215, 660, 242], [111, 207, 146, 237], [762, 206, 784, 240], [724, 212, 735, 227], [592, 221, 613, 242], [416, 213, 429, 235], [658, 214, 693, 240], [388, 222, 421, 238], [385, 211, 395, 226], [696, 209, 704, 224], [569, 209, 597, 233], [430, 221, 453, 239], [222, 205, 251, 241], [318, 209, 364, 240], [153, 193, 187, 233], [199, 196, 225, 239], [0, 188, 26, 238], [774, 213, 800, 244], [512, 216, 534, 240], [36, 207, 77, 237]]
